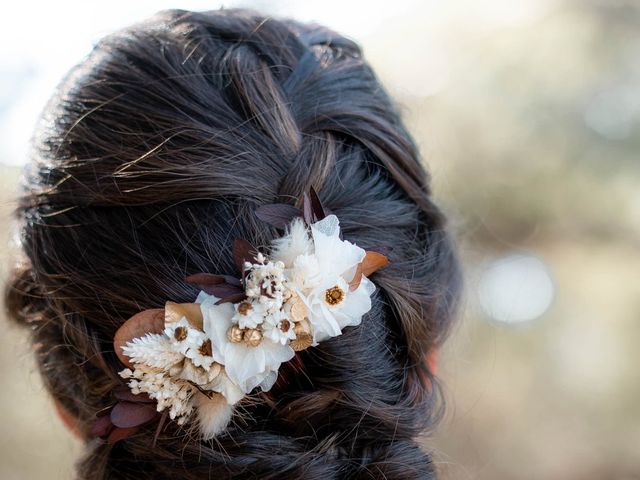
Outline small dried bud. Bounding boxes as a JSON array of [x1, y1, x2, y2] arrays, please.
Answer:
[[243, 328, 263, 347], [227, 325, 244, 343]]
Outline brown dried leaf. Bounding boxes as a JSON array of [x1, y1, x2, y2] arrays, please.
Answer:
[[113, 309, 165, 368], [255, 203, 302, 228], [360, 251, 390, 277], [302, 187, 329, 225], [349, 251, 390, 291], [165, 302, 203, 330], [302, 191, 314, 225], [106, 426, 139, 444], [90, 414, 114, 438], [113, 387, 154, 404], [200, 283, 244, 300], [232, 238, 258, 274], [308, 186, 326, 221], [215, 292, 248, 305], [110, 401, 158, 429]]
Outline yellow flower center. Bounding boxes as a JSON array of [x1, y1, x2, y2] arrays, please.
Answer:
[[279, 319, 291, 332], [324, 285, 345, 305]]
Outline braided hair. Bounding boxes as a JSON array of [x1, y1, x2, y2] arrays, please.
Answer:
[[6, 9, 461, 479]]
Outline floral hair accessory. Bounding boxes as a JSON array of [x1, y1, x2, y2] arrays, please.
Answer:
[[98, 189, 389, 442]]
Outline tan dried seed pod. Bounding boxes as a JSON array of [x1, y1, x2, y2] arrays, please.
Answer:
[[243, 328, 263, 347], [291, 319, 313, 351], [290, 300, 308, 323], [227, 325, 244, 343]]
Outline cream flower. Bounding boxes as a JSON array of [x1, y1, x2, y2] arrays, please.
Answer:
[[290, 253, 322, 290], [289, 215, 375, 343], [197, 291, 295, 394], [309, 215, 365, 283], [303, 276, 375, 343]]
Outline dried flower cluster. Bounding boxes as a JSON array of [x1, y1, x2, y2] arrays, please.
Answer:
[[111, 192, 389, 440]]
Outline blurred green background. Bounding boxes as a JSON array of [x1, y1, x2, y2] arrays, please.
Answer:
[[1, 0, 638, 479]]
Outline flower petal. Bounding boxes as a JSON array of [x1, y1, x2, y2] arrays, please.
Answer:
[[202, 371, 244, 405], [332, 277, 375, 329], [271, 217, 312, 267], [199, 293, 235, 365], [311, 215, 366, 280], [307, 299, 343, 343]]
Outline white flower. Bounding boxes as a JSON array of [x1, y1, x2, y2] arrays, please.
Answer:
[[198, 292, 295, 394], [184, 337, 216, 370], [289, 215, 375, 343], [163, 317, 216, 370], [303, 276, 375, 343], [258, 370, 278, 391], [122, 332, 184, 369], [164, 317, 206, 356], [309, 215, 365, 283], [231, 300, 266, 329], [262, 310, 297, 345], [290, 253, 322, 290]]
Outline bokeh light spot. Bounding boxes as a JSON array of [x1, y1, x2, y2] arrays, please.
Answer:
[[478, 253, 555, 324]]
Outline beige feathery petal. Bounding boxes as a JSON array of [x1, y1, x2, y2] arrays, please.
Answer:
[[122, 333, 183, 369], [196, 393, 234, 440]]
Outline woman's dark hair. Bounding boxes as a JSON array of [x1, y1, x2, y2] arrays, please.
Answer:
[[5, 9, 461, 479]]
